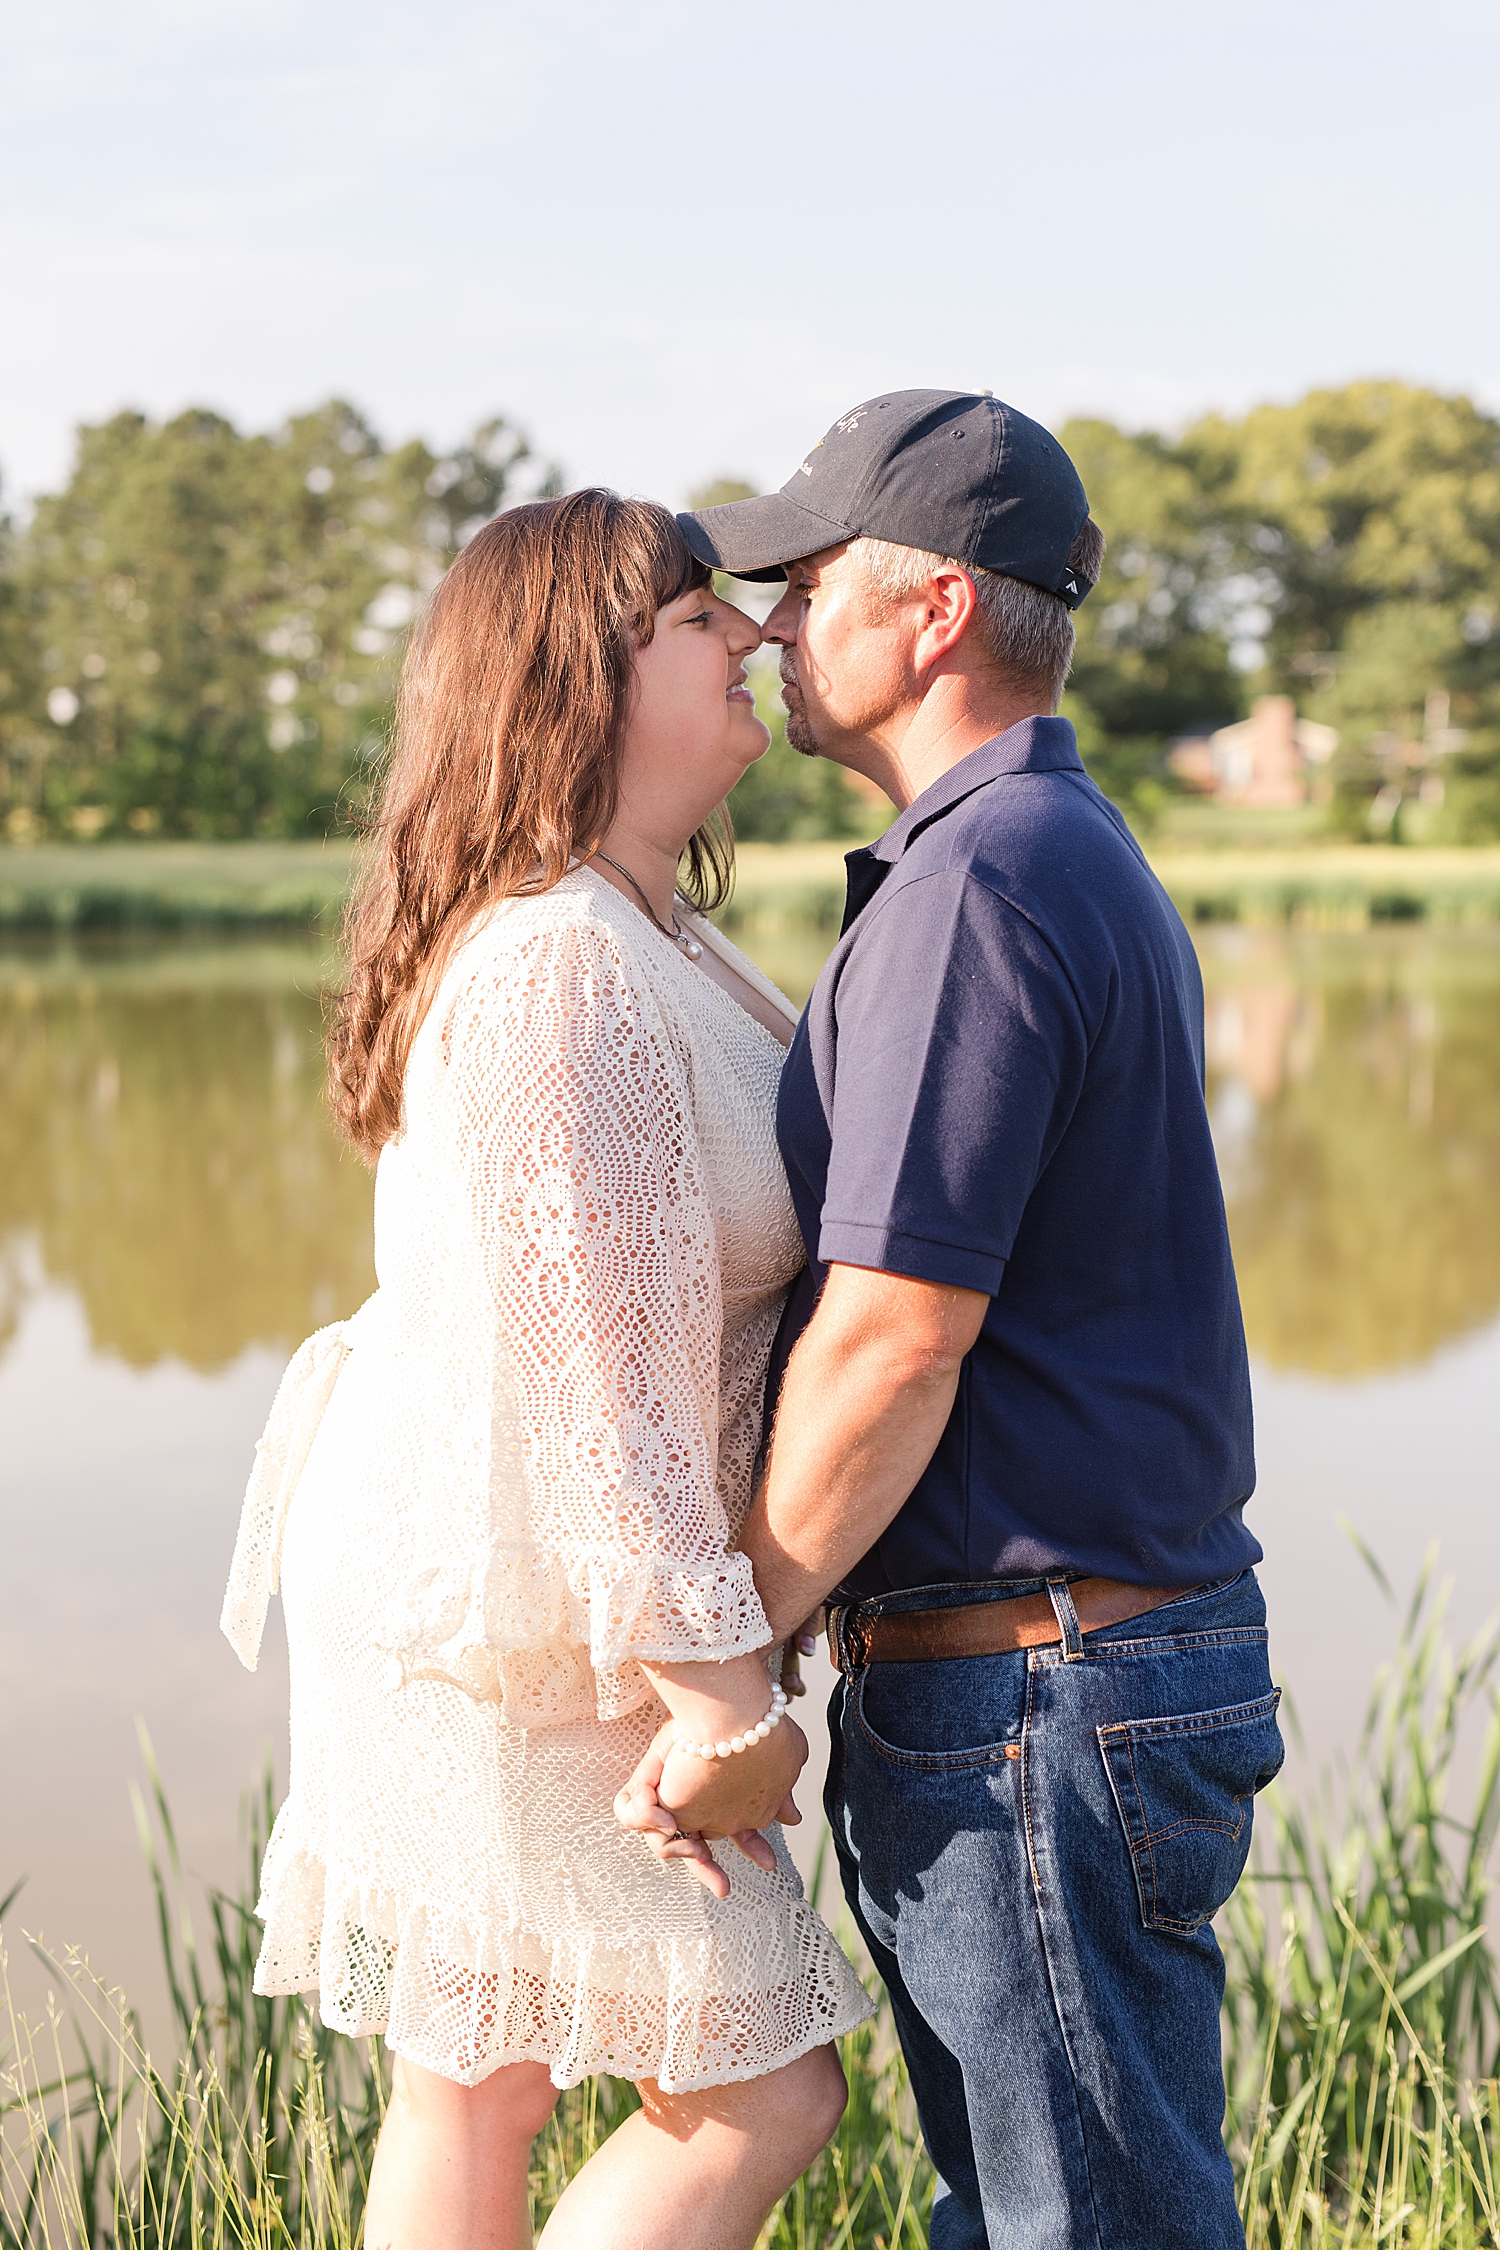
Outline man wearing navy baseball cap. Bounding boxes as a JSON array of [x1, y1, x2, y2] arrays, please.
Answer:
[[622, 391, 1279, 2250]]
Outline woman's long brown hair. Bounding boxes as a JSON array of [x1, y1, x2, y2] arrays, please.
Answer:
[[329, 489, 729, 1161]]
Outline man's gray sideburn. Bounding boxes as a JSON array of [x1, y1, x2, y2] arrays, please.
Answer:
[[852, 520, 1105, 708]]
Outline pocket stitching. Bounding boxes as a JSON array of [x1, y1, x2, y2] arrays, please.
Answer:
[[1101, 1689, 1281, 1935], [1135, 1809, 1250, 1846], [1036, 1627, 1270, 1671], [1021, 1657, 1043, 1890], [849, 1670, 1018, 1771], [1098, 1688, 1282, 1746], [1115, 1734, 1249, 1934], [1124, 1735, 1162, 1923]]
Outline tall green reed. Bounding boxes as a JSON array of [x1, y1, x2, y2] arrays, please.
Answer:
[[1225, 1544, 1500, 2243], [2, 1728, 388, 2249], [2, 1764, 930, 2248]]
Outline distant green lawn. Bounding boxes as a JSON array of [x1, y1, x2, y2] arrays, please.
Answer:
[[4, 834, 1500, 933], [0, 839, 358, 930], [730, 841, 1500, 931], [1147, 844, 1500, 927], [1147, 799, 1333, 850]]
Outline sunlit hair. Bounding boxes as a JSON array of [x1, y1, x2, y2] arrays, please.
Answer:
[[851, 518, 1106, 707], [329, 489, 727, 1161]]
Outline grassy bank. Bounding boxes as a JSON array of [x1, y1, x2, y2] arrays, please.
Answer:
[[0, 842, 824, 938], [730, 842, 1500, 933], [0, 844, 357, 934], [1150, 846, 1500, 928], [7, 838, 1500, 937], [5, 1569, 1500, 2247]]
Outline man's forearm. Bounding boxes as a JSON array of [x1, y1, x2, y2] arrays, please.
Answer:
[[738, 1264, 989, 1639]]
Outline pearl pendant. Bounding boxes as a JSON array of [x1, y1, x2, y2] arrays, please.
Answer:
[[679, 936, 704, 960]]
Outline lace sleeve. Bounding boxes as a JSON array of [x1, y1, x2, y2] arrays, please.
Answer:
[[443, 916, 772, 1672]]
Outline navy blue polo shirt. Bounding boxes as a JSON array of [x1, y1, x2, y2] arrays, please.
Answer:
[[771, 715, 1259, 1598]]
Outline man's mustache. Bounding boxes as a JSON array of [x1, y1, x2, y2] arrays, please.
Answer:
[[779, 658, 800, 693]]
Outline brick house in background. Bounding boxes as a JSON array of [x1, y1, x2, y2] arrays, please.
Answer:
[[1168, 696, 1339, 807]]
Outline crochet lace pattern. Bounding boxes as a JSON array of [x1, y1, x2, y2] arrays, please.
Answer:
[[222, 868, 872, 2087]]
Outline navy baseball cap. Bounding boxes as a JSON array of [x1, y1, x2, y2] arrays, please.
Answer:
[[679, 388, 1095, 608]]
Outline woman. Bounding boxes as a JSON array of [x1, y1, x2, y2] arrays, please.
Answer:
[[221, 489, 871, 2248]]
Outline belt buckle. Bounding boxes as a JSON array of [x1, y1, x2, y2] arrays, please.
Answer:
[[831, 1605, 870, 1675]]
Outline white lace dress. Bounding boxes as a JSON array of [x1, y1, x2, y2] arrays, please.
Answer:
[[221, 865, 871, 2090]]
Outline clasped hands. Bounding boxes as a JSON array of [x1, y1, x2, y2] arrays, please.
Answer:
[[614, 1628, 818, 1899]]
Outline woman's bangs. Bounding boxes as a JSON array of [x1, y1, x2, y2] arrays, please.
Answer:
[[654, 518, 713, 611]]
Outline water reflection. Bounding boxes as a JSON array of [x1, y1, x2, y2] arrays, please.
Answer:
[[1, 929, 1497, 1382], [1201, 931, 1500, 1376], [0, 940, 375, 1371]]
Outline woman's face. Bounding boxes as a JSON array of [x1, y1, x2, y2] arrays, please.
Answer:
[[617, 584, 770, 827]]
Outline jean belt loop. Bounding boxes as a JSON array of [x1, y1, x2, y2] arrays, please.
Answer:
[[1046, 1575, 1086, 1661]]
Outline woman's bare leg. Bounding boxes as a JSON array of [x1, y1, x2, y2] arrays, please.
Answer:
[[536, 2042, 847, 2250], [363, 2054, 559, 2250]]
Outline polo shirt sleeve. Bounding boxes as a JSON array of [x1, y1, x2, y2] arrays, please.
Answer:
[[818, 869, 1089, 1295]]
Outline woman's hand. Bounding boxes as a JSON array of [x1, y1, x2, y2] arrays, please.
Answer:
[[659, 1708, 806, 1837], [619, 1650, 807, 1894], [614, 1717, 805, 1898]]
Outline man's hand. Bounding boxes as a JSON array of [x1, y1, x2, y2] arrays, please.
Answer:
[[779, 1615, 823, 1700], [615, 1719, 804, 1899]]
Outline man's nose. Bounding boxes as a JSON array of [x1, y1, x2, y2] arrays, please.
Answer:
[[762, 592, 798, 646]]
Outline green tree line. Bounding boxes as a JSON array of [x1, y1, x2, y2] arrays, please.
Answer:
[[0, 401, 560, 844], [2, 381, 1498, 846], [1064, 383, 1500, 840]]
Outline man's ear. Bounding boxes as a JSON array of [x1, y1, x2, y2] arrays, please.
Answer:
[[911, 565, 980, 678]]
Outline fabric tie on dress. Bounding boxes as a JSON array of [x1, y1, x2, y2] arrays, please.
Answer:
[[221, 1296, 377, 1668]]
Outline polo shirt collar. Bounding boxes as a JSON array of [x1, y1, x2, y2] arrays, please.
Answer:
[[841, 716, 1084, 931]]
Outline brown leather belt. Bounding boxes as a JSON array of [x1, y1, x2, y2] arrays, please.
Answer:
[[827, 1578, 1201, 1674]]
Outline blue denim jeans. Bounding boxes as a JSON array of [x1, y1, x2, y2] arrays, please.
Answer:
[[826, 1570, 1282, 2250]]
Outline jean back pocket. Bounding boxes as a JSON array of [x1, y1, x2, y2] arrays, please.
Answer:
[[1098, 1688, 1283, 1937]]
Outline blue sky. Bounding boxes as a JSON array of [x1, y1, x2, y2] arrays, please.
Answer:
[[4, 0, 1497, 507]]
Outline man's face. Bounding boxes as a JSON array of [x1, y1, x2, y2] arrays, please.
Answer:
[[761, 545, 912, 768]]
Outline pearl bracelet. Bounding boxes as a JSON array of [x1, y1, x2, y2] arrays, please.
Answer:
[[671, 1684, 789, 1760]]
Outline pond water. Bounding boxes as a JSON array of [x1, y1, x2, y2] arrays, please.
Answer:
[[3, 923, 1498, 2054]]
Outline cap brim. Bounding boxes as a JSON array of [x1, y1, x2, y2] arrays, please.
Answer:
[[678, 492, 855, 582]]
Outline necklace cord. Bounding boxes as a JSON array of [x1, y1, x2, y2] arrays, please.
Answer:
[[593, 851, 691, 946]]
